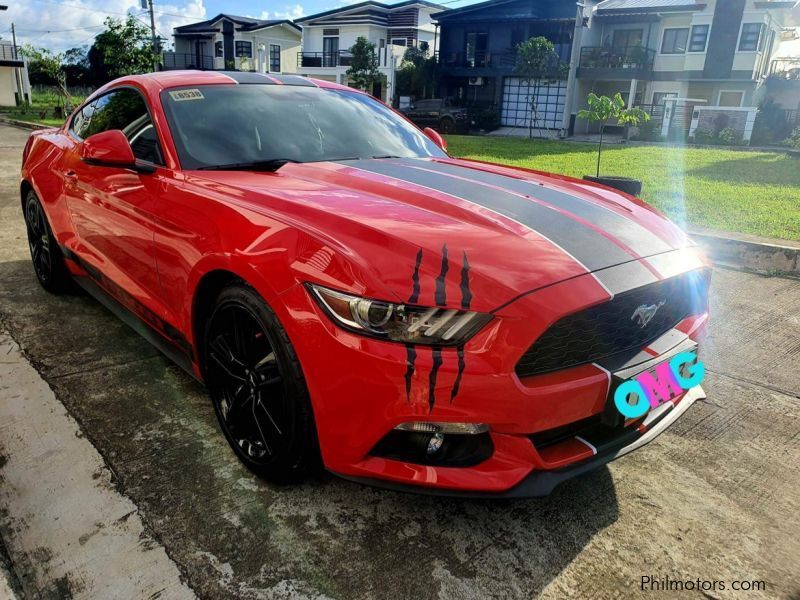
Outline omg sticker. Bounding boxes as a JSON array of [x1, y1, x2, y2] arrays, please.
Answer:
[[614, 351, 705, 419]]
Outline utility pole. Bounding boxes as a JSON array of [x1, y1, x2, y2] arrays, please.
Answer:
[[10, 22, 25, 105], [143, 0, 158, 72]]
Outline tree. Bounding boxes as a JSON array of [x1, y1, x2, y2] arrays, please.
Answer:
[[62, 46, 90, 86], [577, 92, 650, 177], [346, 36, 385, 95], [19, 45, 72, 113], [91, 16, 157, 81], [513, 36, 568, 138], [396, 41, 437, 100]]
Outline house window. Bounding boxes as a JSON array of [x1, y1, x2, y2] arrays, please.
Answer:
[[738, 23, 763, 51], [688, 25, 709, 52], [612, 29, 643, 49], [661, 28, 689, 54], [391, 38, 407, 47], [269, 44, 280, 72], [465, 31, 488, 67], [652, 91, 678, 106], [718, 91, 744, 107], [214, 41, 223, 58], [235, 41, 252, 58]]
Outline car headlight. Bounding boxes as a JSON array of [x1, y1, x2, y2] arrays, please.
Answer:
[[307, 283, 492, 346]]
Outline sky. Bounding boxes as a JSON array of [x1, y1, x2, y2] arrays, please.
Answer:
[[0, 0, 474, 52]]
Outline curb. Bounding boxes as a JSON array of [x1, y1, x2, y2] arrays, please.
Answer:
[[689, 230, 800, 277], [0, 116, 52, 131]]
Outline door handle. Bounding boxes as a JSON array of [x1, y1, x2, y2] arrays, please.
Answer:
[[65, 170, 77, 179]]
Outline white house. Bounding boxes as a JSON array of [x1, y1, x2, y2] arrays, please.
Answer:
[[165, 14, 301, 74], [295, 0, 444, 101], [0, 41, 30, 106]]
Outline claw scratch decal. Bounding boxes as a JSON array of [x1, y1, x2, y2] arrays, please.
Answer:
[[404, 344, 416, 402], [409, 248, 423, 304], [429, 348, 442, 413], [435, 244, 448, 306], [451, 346, 465, 403], [460, 251, 471, 310]]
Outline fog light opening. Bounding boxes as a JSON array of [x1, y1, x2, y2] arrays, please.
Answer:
[[394, 422, 489, 435], [426, 432, 445, 455]]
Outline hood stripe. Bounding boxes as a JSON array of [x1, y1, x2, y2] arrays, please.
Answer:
[[427, 160, 674, 257], [346, 159, 632, 273]]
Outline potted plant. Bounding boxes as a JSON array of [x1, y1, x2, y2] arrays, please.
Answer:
[[577, 92, 650, 196]]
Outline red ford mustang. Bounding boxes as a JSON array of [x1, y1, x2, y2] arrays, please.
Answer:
[[20, 71, 710, 497]]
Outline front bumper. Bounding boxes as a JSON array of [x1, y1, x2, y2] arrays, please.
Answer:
[[278, 254, 710, 496], [336, 385, 705, 498]]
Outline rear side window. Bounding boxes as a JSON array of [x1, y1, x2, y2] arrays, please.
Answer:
[[73, 88, 164, 165]]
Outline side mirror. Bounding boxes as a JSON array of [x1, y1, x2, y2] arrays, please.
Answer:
[[424, 127, 448, 152], [81, 130, 154, 173]]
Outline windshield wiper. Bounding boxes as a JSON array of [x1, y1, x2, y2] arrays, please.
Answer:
[[371, 155, 405, 159], [196, 158, 299, 172]]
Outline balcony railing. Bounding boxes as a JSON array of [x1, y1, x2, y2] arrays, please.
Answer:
[[436, 50, 566, 75], [297, 51, 354, 68], [768, 58, 800, 81], [579, 46, 655, 73], [162, 52, 215, 71], [0, 43, 21, 62]]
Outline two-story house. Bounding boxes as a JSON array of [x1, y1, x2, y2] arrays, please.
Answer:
[[164, 14, 301, 74], [434, 0, 796, 135], [576, 0, 795, 133], [434, 0, 578, 129], [295, 0, 443, 101], [0, 40, 29, 106]]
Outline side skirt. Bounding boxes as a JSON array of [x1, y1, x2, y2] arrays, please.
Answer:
[[72, 274, 201, 382]]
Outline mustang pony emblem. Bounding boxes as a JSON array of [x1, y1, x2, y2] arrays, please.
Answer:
[[631, 300, 666, 328]]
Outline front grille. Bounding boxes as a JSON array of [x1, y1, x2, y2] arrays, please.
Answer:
[[515, 269, 709, 378]]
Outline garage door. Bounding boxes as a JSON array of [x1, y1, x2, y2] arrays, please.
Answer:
[[501, 77, 567, 129]]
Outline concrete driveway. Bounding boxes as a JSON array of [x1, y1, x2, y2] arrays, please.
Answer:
[[0, 123, 798, 599]]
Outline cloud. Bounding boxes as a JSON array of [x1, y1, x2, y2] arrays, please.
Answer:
[[2, 0, 206, 52], [257, 4, 305, 21]]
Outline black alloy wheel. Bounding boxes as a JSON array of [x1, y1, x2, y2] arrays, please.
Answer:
[[204, 284, 319, 481], [24, 190, 72, 293]]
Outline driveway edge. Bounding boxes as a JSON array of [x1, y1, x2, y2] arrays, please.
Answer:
[[689, 230, 800, 277]]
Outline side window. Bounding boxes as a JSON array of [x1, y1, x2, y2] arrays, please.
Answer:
[[82, 89, 164, 165]]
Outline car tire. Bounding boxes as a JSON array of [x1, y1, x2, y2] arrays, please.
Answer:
[[203, 283, 320, 483], [23, 189, 73, 294], [438, 117, 456, 134]]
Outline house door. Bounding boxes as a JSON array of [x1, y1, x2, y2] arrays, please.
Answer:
[[194, 41, 207, 69], [323, 36, 339, 67]]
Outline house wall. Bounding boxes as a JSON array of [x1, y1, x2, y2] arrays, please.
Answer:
[[0, 67, 17, 105]]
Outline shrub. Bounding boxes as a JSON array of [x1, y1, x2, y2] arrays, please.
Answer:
[[717, 127, 742, 146], [473, 108, 501, 131], [693, 129, 716, 144], [785, 128, 800, 150], [632, 119, 663, 142], [751, 98, 789, 145]]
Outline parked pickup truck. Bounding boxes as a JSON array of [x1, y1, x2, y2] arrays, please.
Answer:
[[400, 98, 470, 134]]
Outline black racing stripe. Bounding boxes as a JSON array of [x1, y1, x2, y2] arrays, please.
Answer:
[[429, 347, 442, 412], [409, 248, 423, 303], [593, 259, 659, 297], [423, 160, 673, 256], [349, 159, 632, 272], [225, 72, 276, 84], [268, 74, 318, 87], [435, 244, 448, 306]]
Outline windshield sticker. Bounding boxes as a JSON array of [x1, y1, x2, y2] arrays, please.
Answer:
[[169, 89, 204, 101]]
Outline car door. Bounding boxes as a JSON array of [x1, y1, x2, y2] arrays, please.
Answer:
[[62, 88, 170, 330]]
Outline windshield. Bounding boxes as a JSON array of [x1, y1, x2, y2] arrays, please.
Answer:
[[160, 84, 447, 170]]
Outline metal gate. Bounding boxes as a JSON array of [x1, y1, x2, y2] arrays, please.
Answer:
[[501, 77, 567, 129]]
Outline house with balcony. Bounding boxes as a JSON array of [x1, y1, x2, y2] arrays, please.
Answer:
[[433, 0, 578, 129], [164, 14, 301, 74], [575, 0, 796, 136], [295, 0, 443, 101], [433, 0, 797, 136]]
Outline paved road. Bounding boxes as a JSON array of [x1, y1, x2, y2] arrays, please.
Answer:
[[1, 123, 799, 599]]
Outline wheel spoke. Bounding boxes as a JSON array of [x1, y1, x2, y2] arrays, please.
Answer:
[[209, 335, 246, 381]]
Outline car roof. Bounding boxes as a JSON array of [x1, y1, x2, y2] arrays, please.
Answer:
[[95, 71, 352, 98]]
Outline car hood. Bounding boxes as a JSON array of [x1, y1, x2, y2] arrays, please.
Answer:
[[189, 157, 693, 312]]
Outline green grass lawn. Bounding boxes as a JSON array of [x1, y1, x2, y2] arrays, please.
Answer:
[[0, 88, 86, 128], [445, 135, 800, 242]]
